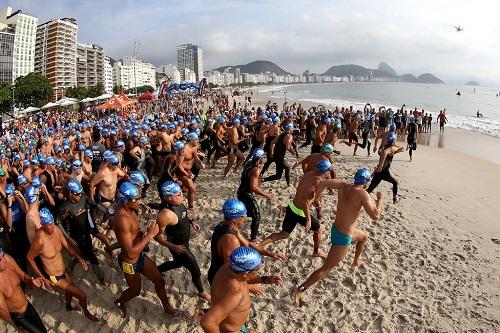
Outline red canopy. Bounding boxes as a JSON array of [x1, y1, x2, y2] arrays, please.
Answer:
[[138, 91, 155, 101], [97, 94, 127, 110]]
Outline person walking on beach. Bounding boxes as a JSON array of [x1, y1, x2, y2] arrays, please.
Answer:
[[260, 160, 334, 258], [437, 110, 448, 134], [111, 182, 179, 318], [293, 168, 383, 306], [237, 148, 272, 242], [0, 248, 48, 333], [261, 122, 296, 186], [26, 208, 99, 321], [407, 117, 418, 161], [367, 133, 404, 203], [201, 247, 282, 333], [154, 181, 211, 302]]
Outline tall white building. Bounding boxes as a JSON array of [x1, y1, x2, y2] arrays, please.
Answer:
[[122, 56, 155, 89], [104, 56, 113, 93], [112, 60, 131, 90], [177, 43, 203, 82], [35, 17, 78, 99], [156, 64, 181, 83], [76, 43, 104, 87], [0, 7, 38, 83]]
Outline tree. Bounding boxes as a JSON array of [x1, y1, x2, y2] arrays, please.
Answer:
[[113, 84, 124, 94], [0, 82, 13, 114], [14, 73, 53, 108], [125, 85, 155, 94]]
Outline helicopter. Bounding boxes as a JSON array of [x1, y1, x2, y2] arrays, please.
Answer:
[[453, 25, 463, 32]]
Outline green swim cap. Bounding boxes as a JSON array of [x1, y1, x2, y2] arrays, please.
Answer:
[[321, 143, 334, 154]]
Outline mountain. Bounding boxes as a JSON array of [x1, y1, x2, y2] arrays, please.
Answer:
[[378, 62, 398, 76], [465, 81, 480, 86], [322, 64, 398, 78], [214, 60, 290, 75], [417, 73, 444, 84], [399, 74, 418, 83]]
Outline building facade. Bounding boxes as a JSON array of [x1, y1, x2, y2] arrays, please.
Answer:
[[122, 56, 155, 89], [0, 31, 14, 83], [76, 43, 104, 87], [177, 43, 203, 82], [112, 60, 130, 90], [156, 64, 181, 83], [104, 56, 113, 93], [35, 17, 78, 99], [0, 7, 38, 83]]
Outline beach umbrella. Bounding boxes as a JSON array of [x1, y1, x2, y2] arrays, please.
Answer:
[[41, 102, 59, 109]]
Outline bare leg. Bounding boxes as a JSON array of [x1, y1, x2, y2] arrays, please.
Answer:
[[233, 151, 245, 172], [259, 231, 290, 247], [115, 270, 142, 317], [351, 228, 368, 266], [224, 154, 236, 177], [312, 228, 326, 258], [140, 257, 180, 316], [57, 278, 99, 321], [294, 245, 350, 306]]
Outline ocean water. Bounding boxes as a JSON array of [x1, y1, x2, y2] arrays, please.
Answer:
[[260, 82, 500, 138]]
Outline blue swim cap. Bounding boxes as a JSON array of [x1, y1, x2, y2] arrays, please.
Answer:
[[55, 146, 62, 154], [181, 128, 189, 135], [223, 198, 247, 220], [84, 149, 93, 158], [271, 116, 279, 123], [116, 140, 125, 148], [118, 182, 140, 201], [387, 133, 397, 144], [252, 148, 265, 159], [72, 159, 82, 169], [19, 175, 29, 187], [40, 207, 54, 225], [139, 136, 149, 145], [77, 144, 85, 152], [67, 178, 83, 194], [161, 181, 182, 197], [31, 176, 42, 188], [107, 154, 119, 165], [354, 168, 372, 185], [316, 160, 333, 174], [187, 132, 199, 141], [129, 171, 146, 186], [46, 156, 55, 165], [24, 186, 38, 204], [389, 124, 396, 131], [5, 184, 14, 196], [232, 118, 240, 125], [229, 247, 262, 273], [323, 117, 331, 124], [284, 122, 293, 130], [63, 145, 70, 151], [173, 141, 185, 150], [321, 143, 334, 154]]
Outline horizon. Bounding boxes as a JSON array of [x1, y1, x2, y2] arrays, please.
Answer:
[[2, 0, 500, 86]]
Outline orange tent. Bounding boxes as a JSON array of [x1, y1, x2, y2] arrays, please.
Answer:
[[97, 94, 128, 110], [118, 92, 135, 105]]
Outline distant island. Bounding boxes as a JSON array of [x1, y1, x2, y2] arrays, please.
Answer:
[[208, 60, 445, 86], [465, 81, 480, 86]]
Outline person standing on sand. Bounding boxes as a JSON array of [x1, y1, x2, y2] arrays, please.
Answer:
[[260, 160, 334, 258], [437, 110, 448, 134], [293, 168, 383, 306], [0, 248, 48, 333], [111, 182, 179, 318], [407, 117, 418, 161], [201, 247, 282, 333], [26, 208, 99, 321], [367, 133, 404, 203]]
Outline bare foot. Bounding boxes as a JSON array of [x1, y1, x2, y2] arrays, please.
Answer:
[[352, 259, 366, 267], [115, 299, 127, 318], [278, 206, 286, 218], [292, 288, 306, 307], [84, 310, 100, 322], [66, 303, 81, 312], [199, 291, 211, 303], [393, 197, 399, 204], [193, 308, 206, 320], [312, 250, 326, 258], [164, 306, 184, 317]]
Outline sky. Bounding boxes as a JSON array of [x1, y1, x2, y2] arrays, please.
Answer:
[[3, 0, 500, 86]]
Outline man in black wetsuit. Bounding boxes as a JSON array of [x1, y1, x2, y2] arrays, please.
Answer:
[[237, 148, 272, 242], [154, 181, 210, 302], [367, 133, 404, 204], [88, 131, 105, 173], [57, 178, 106, 285], [406, 117, 418, 162], [262, 122, 297, 186]]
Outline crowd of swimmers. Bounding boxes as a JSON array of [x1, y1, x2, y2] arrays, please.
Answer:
[[0, 89, 422, 332]]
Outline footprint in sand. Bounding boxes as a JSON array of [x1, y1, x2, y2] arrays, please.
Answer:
[[491, 238, 500, 245], [342, 277, 356, 292]]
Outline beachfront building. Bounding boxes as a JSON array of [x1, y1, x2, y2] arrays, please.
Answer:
[[112, 57, 155, 90], [0, 30, 14, 84], [104, 56, 113, 93], [112, 60, 131, 90], [35, 17, 78, 99], [0, 7, 38, 84], [156, 64, 181, 83], [177, 43, 203, 81], [180, 67, 197, 82], [76, 43, 104, 87]]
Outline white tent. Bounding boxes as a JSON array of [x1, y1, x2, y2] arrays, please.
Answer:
[[22, 106, 40, 113], [41, 102, 58, 109], [59, 100, 78, 107], [96, 93, 112, 100], [80, 97, 97, 103]]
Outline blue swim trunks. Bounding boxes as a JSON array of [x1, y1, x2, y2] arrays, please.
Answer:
[[331, 225, 352, 246]]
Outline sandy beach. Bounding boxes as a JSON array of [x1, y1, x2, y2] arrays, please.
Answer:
[[3, 94, 499, 333]]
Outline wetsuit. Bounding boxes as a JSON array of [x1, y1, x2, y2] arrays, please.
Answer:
[[357, 119, 372, 153], [157, 202, 204, 293], [58, 194, 104, 282], [237, 161, 261, 241], [367, 148, 398, 200], [259, 134, 276, 176], [300, 118, 315, 148], [207, 222, 238, 284], [88, 142, 105, 172], [9, 301, 47, 333], [0, 219, 11, 254], [407, 122, 417, 159], [10, 199, 29, 272], [262, 133, 290, 185]]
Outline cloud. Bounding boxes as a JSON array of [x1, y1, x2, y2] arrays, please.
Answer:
[[2, 0, 500, 84]]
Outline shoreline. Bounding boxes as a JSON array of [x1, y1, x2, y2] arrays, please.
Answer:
[[249, 87, 500, 166]]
